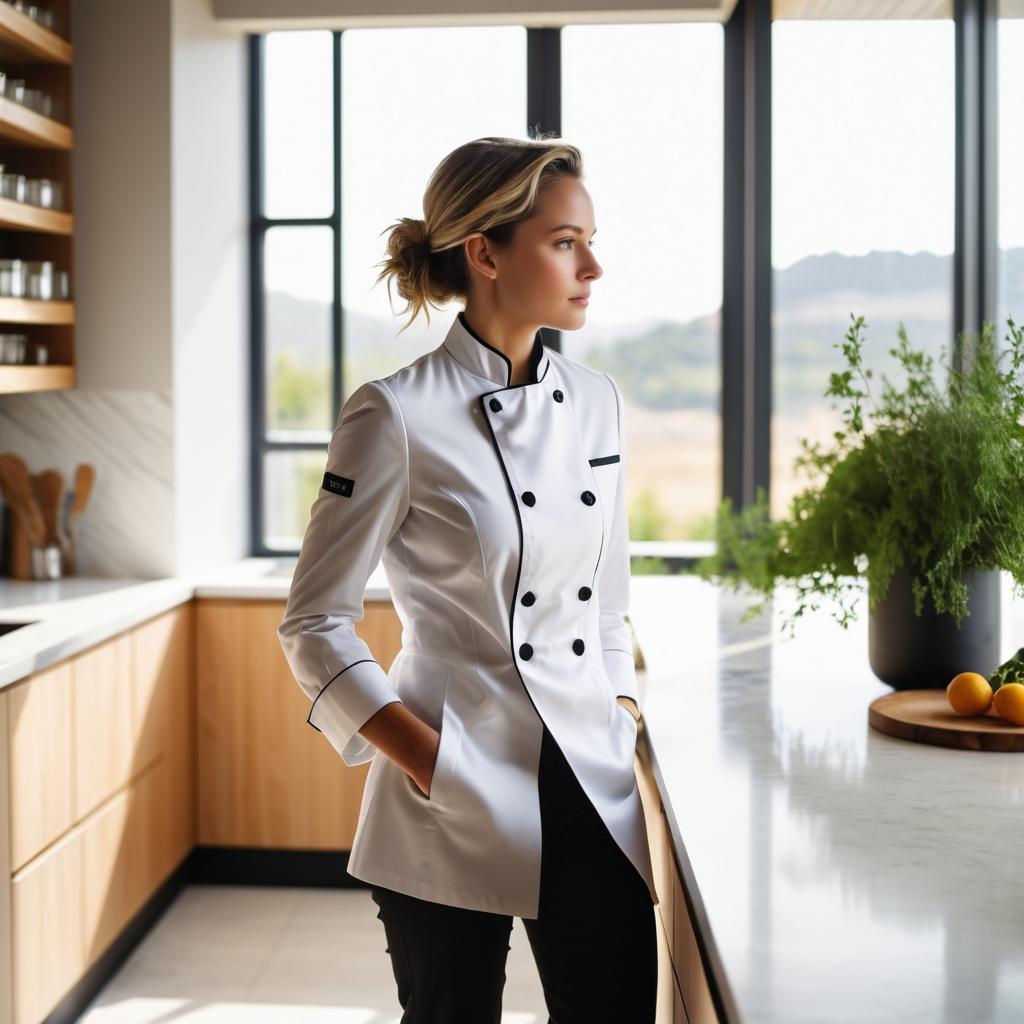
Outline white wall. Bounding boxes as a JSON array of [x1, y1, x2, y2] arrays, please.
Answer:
[[0, 0, 250, 580], [171, 0, 250, 575]]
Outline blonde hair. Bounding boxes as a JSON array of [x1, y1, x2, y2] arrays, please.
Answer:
[[375, 134, 583, 334]]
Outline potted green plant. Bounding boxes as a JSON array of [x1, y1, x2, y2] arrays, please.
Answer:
[[693, 314, 1024, 690]]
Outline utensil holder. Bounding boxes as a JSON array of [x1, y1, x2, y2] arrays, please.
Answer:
[[30, 543, 61, 579]]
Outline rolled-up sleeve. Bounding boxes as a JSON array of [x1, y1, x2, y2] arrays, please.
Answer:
[[598, 372, 640, 707], [278, 379, 410, 766]]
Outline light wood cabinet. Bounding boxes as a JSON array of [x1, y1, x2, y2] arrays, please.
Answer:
[[638, 739, 720, 1024], [196, 598, 402, 849], [2, 602, 195, 1024]]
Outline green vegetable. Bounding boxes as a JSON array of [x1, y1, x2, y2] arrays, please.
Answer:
[[988, 647, 1024, 692]]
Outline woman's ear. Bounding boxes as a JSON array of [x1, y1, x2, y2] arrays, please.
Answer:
[[463, 233, 498, 282]]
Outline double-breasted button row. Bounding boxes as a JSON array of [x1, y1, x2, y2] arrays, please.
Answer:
[[519, 489, 594, 508], [517, 639, 586, 661], [521, 587, 588, 607]]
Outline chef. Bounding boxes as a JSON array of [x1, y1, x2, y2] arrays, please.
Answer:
[[278, 135, 658, 1022]]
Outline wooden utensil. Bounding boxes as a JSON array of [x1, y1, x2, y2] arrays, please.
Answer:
[[0, 452, 46, 579], [64, 462, 95, 576], [30, 469, 65, 547]]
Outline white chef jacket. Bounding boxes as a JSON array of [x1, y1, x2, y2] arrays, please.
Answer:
[[278, 309, 657, 919]]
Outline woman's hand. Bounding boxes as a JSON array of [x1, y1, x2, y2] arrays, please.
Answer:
[[358, 702, 441, 795], [616, 695, 641, 723], [412, 728, 441, 797]]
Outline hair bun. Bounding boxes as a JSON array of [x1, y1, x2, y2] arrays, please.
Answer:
[[411, 220, 433, 258]]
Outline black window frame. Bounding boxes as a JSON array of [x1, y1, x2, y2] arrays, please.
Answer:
[[248, 1, 1001, 559]]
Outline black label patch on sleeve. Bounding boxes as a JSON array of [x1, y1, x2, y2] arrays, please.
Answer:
[[322, 471, 356, 498]]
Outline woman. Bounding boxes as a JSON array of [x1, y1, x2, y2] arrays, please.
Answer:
[[278, 135, 658, 1022]]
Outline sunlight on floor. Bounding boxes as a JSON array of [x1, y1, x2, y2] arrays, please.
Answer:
[[78, 885, 547, 1023]]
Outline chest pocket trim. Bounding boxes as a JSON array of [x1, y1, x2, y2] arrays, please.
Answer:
[[589, 453, 620, 467]]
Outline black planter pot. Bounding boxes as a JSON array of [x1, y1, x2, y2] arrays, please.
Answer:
[[867, 564, 1001, 690]]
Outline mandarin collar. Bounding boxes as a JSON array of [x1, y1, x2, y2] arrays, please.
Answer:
[[442, 310, 551, 388]]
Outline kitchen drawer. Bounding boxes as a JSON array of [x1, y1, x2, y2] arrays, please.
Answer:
[[72, 631, 133, 821], [7, 661, 74, 873]]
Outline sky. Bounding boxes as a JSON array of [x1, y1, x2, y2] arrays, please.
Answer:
[[261, 18, 1024, 329]]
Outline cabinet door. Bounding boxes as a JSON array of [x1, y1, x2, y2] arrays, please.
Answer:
[[657, 906, 677, 1023], [197, 598, 401, 849], [671, 868, 719, 1024], [132, 604, 194, 773], [7, 661, 74, 872], [132, 605, 196, 892], [72, 631, 133, 821], [80, 787, 138, 968], [11, 826, 85, 1024]]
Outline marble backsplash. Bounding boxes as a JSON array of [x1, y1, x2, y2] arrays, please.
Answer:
[[0, 389, 174, 580]]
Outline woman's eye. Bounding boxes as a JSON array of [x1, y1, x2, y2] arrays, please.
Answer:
[[556, 238, 595, 250]]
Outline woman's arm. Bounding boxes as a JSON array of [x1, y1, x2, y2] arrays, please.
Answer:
[[278, 380, 436, 778], [359, 702, 440, 795]]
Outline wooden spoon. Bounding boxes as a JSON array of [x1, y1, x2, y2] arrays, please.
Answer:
[[64, 463, 95, 575], [30, 469, 65, 547]]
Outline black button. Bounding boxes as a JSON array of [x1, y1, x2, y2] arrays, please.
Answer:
[[578, 586, 592, 600], [572, 639, 585, 656], [489, 398, 502, 412], [553, 389, 564, 402], [519, 642, 534, 660], [521, 591, 536, 606], [522, 491, 536, 506], [581, 490, 596, 505]]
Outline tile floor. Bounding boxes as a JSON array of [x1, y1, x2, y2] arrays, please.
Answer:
[[79, 884, 549, 1023]]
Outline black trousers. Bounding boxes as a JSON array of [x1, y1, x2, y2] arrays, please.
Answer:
[[370, 722, 657, 1023]]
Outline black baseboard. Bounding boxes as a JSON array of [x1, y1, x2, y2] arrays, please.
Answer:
[[187, 844, 368, 888], [44, 845, 368, 1023]]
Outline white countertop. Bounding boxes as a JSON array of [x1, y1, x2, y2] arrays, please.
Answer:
[[0, 556, 370, 691], [629, 573, 1024, 1024]]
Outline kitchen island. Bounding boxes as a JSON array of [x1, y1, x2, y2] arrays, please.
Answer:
[[629, 573, 1024, 1024]]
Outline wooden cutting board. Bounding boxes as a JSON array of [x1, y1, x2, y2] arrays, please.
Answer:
[[869, 689, 1024, 752]]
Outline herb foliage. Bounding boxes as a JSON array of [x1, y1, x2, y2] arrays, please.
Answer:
[[693, 315, 1024, 638]]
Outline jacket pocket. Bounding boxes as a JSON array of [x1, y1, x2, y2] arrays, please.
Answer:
[[424, 684, 462, 805], [399, 653, 463, 807]]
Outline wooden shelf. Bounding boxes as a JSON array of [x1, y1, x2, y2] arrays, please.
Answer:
[[0, 297, 73, 324], [0, 95, 71, 149], [0, 0, 74, 396], [0, 2, 71, 65], [0, 362, 73, 391], [0, 195, 71, 233]]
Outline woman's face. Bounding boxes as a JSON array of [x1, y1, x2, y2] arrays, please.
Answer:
[[465, 174, 603, 331]]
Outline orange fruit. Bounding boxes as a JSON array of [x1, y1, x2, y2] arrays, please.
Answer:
[[992, 682, 1024, 726], [946, 672, 993, 716]]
